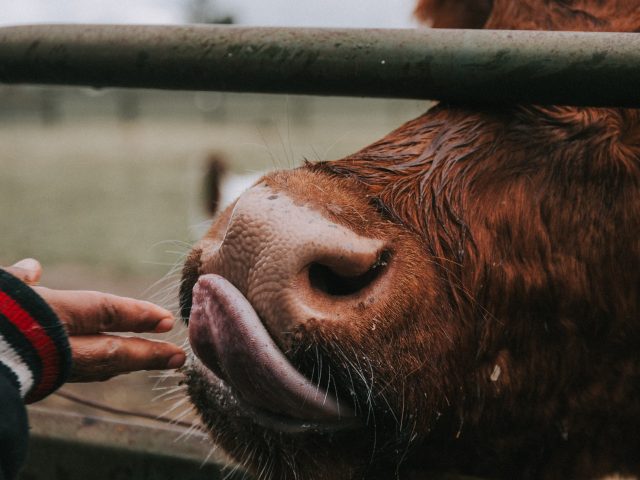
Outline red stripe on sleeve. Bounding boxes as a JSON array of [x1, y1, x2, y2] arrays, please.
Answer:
[[0, 291, 61, 401]]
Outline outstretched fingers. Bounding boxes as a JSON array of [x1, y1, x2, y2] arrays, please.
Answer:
[[2, 259, 186, 383], [33, 286, 186, 381], [69, 334, 185, 382], [34, 287, 175, 335]]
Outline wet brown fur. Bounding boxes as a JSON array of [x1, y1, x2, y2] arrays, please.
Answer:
[[415, 0, 640, 31], [184, 1, 640, 478]]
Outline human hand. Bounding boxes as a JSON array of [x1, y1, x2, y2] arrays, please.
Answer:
[[4, 259, 185, 382]]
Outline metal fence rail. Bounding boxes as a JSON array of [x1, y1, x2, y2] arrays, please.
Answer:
[[21, 408, 480, 480], [1, 25, 639, 106], [21, 407, 244, 480]]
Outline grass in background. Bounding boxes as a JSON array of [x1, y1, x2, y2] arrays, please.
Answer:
[[0, 90, 428, 279]]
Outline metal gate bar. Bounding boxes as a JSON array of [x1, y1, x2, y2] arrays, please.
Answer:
[[21, 407, 244, 480], [21, 408, 478, 480], [1, 25, 639, 106]]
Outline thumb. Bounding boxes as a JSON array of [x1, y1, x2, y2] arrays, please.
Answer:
[[3, 258, 43, 285]]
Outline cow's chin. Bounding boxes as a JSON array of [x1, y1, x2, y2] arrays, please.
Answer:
[[185, 356, 359, 435], [184, 354, 375, 480]]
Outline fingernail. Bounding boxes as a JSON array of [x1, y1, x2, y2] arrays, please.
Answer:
[[167, 352, 186, 369], [154, 317, 175, 332], [13, 258, 40, 270], [12, 258, 41, 281]]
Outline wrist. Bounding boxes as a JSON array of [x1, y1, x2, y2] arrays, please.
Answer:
[[0, 269, 72, 403]]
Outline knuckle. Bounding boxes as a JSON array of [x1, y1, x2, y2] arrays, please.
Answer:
[[151, 343, 163, 357], [142, 343, 166, 369], [70, 356, 88, 373], [103, 338, 121, 362], [99, 296, 119, 331], [153, 344, 170, 362]]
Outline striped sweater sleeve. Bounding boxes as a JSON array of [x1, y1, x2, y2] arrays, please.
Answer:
[[0, 270, 72, 480], [0, 269, 72, 403]]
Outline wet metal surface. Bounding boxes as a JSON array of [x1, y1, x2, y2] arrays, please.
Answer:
[[20, 408, 488, 480], [19, 407, 242, 480], [0, 25, 639, 106]]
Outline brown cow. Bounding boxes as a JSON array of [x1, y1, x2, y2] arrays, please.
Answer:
[[180, 1, 640, 478]]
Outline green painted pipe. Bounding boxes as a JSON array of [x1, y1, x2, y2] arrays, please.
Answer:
[[0, 24, 639, 106]]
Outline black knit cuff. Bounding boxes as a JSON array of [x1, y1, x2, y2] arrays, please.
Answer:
[[0, 270, 72, 403]]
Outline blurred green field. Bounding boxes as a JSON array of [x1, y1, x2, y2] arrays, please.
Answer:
[[0, 88, 428, 283], [1, 123, 194, 276]]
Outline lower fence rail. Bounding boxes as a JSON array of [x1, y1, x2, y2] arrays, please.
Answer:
[[20, 407, 243, 480], [22, 407, 485, 480]]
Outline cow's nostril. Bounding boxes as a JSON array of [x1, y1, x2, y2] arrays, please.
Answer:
[[308, 250, 391, 297]]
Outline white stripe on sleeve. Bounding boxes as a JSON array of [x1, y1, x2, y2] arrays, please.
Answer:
[[0, 335, 34, 397]]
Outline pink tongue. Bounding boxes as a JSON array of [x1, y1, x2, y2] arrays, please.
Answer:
[[188, 274, 354, 421]]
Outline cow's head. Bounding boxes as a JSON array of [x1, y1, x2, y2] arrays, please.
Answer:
[[180, 2, 640, 479]]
